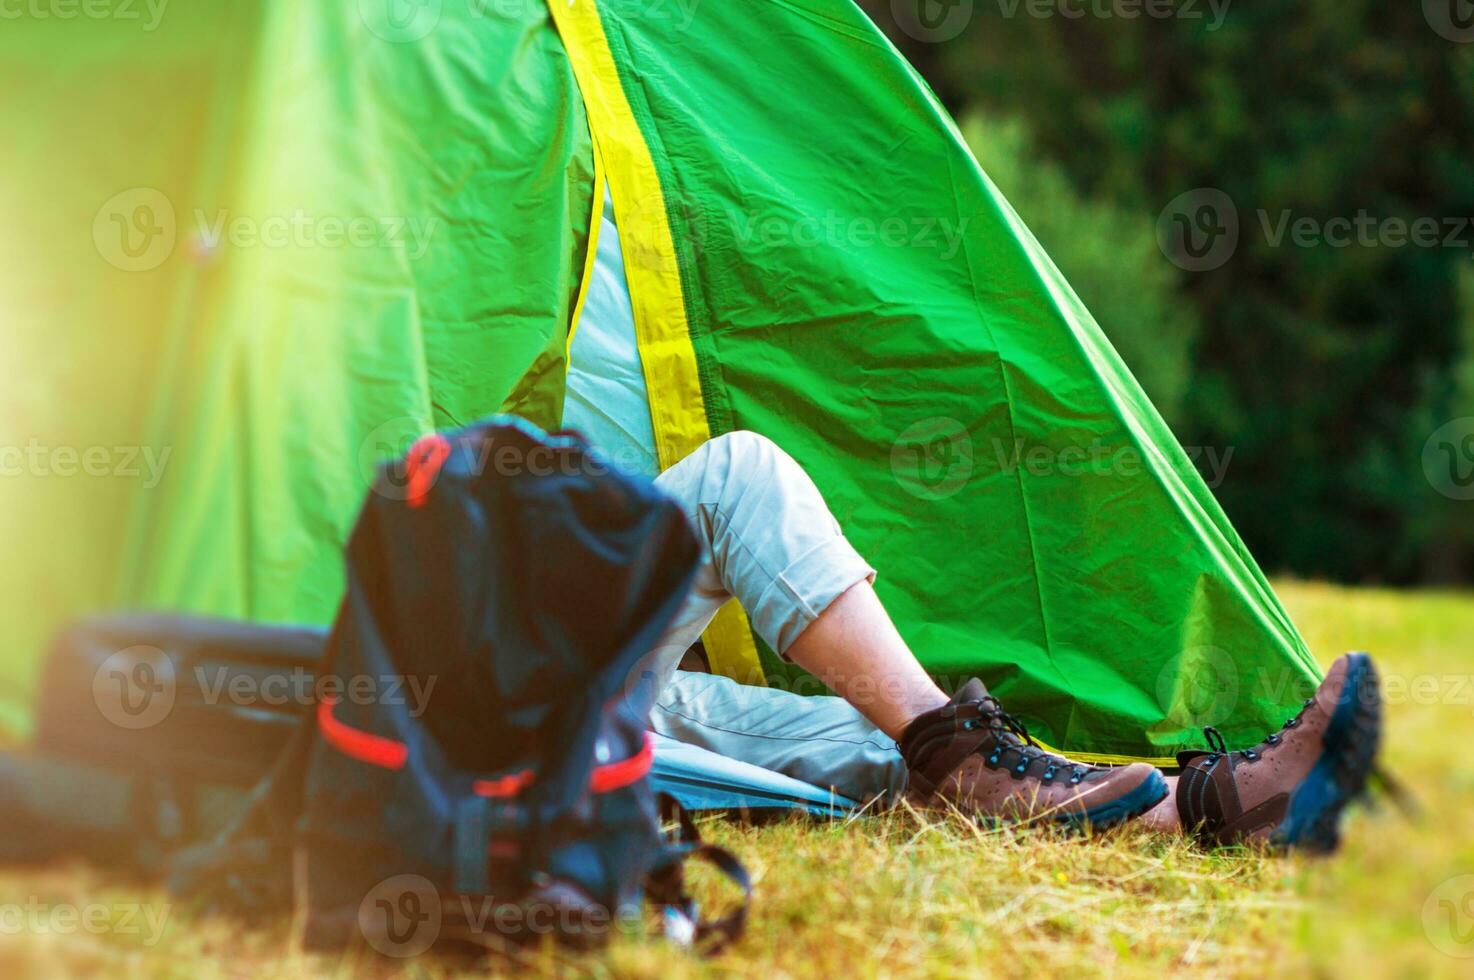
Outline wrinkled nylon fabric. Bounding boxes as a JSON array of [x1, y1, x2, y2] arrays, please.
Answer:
[[0, 2, 593, 730], [588, 0, 1318, 758], [1, 0, 1317, 762]]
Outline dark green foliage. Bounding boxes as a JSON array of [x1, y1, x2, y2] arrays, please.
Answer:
[[864, 0, 1474, 583]]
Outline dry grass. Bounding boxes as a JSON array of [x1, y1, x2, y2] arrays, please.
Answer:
[[2, 580, 1472, 978]]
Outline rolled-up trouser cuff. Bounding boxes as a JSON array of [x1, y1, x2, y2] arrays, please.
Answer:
[[750, 537, 876, 658], [631, 429, 878, 712], [628, 430, 896, 798]]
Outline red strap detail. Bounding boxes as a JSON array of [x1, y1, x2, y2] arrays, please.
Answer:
[[318, 699, 653, 798], [404, 433, 451, 509], [473, 769, 536, 798], [590, 732, 655, 793], [317, 698, 408, 771]]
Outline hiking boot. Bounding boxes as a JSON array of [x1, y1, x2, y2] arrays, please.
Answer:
[[1175, 652, 1381, 853], [899, 679, 1168, 829]]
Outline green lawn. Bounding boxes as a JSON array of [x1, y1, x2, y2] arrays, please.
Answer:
[[3, 581, 1472, 978]]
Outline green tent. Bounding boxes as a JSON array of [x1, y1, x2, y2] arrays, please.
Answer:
[[0, 0, 1318, 761]]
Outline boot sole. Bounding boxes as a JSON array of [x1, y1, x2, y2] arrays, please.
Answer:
[[1058, 768, 1169, 832], [1271, 652, 1381, 854], [907, 768, 1169, 831]]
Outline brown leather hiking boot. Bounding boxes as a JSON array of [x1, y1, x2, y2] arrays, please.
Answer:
[[899, 679, 1167, 829], [1175, 652, 1381, 853]]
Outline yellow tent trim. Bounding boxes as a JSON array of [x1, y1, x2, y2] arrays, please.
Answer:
[[1033, 740, 1181, 768], [548, 0, 767, 687], [546, 3, 1183, 741]]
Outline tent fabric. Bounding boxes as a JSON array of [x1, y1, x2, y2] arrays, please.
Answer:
[[2, 2, 596, 731], [3, 0, 1318, 763], [551, 0, 1320, 761], [562, 181, 763, 684]]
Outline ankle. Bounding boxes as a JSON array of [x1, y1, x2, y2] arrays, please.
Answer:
[[1136, 775, 1182, 832], [892, 690, 950, 739], [847, 680, 946, 742], [896, 694, 968, 770]]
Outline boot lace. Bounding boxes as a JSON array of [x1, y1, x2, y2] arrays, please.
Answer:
[[1200, 696, 1315, 764], [968, 697, 1086, 784], [1201, 701, 1420, 821]]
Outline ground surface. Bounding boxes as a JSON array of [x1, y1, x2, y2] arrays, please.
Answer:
[[2, 581, 1472, 978]]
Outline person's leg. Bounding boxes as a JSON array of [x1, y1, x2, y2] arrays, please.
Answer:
[[784, 581, 948, 738], [636, 431, 1163, 827], [632, 430, 946, 735], [1138, 777, 1181, 832], [650, 669, 908, 802], [634, 431, 1379, 844], [621, 430, 921, 800]]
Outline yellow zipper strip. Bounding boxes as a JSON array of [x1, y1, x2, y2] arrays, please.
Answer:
[[548, 0, 766, 686]]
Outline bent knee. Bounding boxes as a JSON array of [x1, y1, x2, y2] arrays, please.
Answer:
[[702, 430, 795, 476], [663, 430, 812, 509], [705, 429, 776, 459]]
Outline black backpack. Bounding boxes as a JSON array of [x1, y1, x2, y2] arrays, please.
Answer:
[[183, 416, 749, 953]]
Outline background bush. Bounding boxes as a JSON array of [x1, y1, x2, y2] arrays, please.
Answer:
[[865, 0, 1474, 585]]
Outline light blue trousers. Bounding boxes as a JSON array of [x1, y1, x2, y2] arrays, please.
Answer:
[[637, 431, 908, 803]]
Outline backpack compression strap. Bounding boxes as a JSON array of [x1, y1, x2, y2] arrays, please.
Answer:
[[650, 794, 752, 953]]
